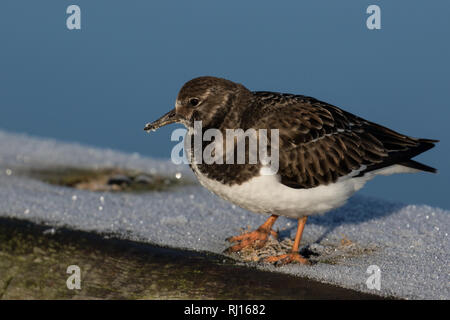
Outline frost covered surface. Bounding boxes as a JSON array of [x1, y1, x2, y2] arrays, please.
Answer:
[[0, 130, 449, 299]]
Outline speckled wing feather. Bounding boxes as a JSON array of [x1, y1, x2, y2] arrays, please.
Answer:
[[250, 92, 438, 189]]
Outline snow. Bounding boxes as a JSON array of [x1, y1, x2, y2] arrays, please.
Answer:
[[0, 129, 448, 299]]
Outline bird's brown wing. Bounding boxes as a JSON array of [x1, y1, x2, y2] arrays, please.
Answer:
[[250, 92, 437, 189]]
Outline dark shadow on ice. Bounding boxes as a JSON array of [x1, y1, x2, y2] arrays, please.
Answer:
[[0, 217, 384, 299], [278, 195, 405, 243]]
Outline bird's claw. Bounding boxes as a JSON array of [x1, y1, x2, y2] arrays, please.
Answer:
[[224, 228, 278, 253], [264, 252, 310, 266]]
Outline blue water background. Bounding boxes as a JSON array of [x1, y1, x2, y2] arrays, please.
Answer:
[[0, 1, 448, 208]]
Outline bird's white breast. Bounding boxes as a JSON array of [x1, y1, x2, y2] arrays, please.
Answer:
[[185, 129, 418, 218], [191, 163, 362, 218], [190, 161, 416, 218]]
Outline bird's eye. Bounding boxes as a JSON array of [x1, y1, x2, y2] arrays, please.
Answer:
[[189, 98, 200, 107]]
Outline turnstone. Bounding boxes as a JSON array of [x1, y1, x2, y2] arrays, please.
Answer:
[[144, 76, 438, 265]]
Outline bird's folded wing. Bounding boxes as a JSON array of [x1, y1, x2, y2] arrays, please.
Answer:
[[251, 92, 436, 189]]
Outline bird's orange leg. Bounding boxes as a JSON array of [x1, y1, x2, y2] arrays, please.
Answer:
[[225, 214, 278, 253], [265, 216, 310, 265]]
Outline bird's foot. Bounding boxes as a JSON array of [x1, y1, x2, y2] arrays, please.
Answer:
[[225, 227, 278, 253], [264, 252, 310, 266]]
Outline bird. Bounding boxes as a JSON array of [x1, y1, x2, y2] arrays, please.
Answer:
[[144, 76, 438, 265]]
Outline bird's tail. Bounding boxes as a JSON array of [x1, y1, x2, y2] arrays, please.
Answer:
[[398, 138, 439, 173], [398, 159, 437, 173]]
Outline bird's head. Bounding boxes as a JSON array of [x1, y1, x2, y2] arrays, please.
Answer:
[[144, 76, 251, 132]]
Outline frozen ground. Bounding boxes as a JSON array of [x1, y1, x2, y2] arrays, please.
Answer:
[[0, 130, 448, 299]]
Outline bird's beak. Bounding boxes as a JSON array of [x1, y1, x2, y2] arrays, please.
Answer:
[[144, 109, 180, 132]]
